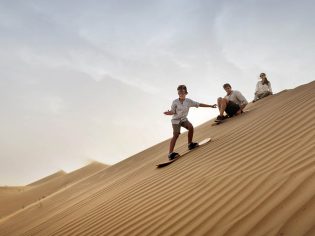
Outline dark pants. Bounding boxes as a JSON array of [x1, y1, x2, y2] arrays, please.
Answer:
[[225, 101, 240, 117]]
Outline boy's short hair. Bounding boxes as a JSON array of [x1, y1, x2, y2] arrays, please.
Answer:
[[177, 85, 187, 92], [223, 83, 231, 89]]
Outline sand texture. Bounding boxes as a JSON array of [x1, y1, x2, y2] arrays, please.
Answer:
[[0, 162, 107, 219], [0, 81, 314, 236]]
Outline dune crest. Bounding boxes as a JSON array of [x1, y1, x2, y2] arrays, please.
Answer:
[[0, 81, 315, 236], [0, 161, 108, 219], [27, 170, 67, 187]]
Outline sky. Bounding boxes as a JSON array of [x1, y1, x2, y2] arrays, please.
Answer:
[[1, 0, 314, 185]]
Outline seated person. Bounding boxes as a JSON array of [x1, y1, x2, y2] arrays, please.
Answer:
[[217, 83, 248, 121], [253, 72, 273, 102]]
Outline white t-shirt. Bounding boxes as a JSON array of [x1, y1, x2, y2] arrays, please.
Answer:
[[224, 90, 248, 106], [255, 81, 272, 94], [170, 98, 199, 124]]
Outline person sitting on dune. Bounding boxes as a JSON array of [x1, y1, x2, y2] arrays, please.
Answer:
[[253, 72, 273, 102], [216, 83, 248, 121]]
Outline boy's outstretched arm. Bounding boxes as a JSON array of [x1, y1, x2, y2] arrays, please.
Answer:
[[164, 110, 175, 115], [199, 103, 217, 108]]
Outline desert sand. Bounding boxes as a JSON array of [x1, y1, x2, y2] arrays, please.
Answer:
[[0, 162, 107, 219], [0, 81, 314, 236]]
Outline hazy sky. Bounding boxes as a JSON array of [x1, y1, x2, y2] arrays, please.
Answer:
[[1, 0, 314, 185]]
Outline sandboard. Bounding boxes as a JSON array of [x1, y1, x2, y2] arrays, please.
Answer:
[[211, 119, 224, 126], [211, 110, 250, 126], [156, 138, 211, 168]]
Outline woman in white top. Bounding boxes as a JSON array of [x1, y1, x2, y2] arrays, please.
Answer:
[[253, 73, 273, 102]]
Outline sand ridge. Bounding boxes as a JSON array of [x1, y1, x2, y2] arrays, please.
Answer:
[[0, 161, 107, 220], [27, 170, 67, 187]]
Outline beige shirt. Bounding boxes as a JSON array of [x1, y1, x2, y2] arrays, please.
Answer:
[[170, 98, 200, 124], [225, 90, 248, 106]]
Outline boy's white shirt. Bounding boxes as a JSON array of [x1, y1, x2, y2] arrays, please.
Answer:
[[170, 98, 199, 124], [255, 81, 272, 94], [224, 90, 248, 106]]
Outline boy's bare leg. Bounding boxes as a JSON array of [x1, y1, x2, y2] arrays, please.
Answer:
[[217, 97, 222, 111], [169, 134, 179, 153], [187, 123, 194, 144], [217, 97, 227, 117]]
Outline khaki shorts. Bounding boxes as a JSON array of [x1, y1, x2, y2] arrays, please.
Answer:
[[172, 120, 192, 135]]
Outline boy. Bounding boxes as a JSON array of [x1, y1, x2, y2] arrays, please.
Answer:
[[216, 83, 248, 121], [164, 85, 217, 160]]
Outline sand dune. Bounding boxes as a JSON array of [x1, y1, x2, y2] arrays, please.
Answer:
[[0, 81, 314, 236], [27, 170, 66, 187], [0, 161, 107, 219]]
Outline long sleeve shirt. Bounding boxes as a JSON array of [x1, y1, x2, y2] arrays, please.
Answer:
[[255, 81, 272, 94]]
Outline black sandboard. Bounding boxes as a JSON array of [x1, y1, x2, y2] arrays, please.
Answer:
[[211, 110, 250, 126], [211, 119, 224, 126], [156, 138, 211, 168]]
